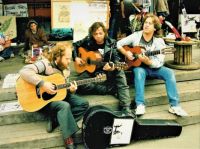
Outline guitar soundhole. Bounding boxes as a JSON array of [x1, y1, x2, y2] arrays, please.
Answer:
[[87, 59, 91, 64], [42, 92, 57, 101]]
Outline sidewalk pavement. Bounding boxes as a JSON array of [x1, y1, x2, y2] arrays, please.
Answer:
[[77, 123, 200, 149]]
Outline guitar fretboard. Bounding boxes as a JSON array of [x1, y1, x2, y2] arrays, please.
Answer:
[[56, 77, 105, 90], [145, 50, 161, 56]]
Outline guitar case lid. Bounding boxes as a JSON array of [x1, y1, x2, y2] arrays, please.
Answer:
[[82, 105, 134, 149]]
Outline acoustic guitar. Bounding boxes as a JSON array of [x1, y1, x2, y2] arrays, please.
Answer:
[[74, 47, 128, 73], [123, 46, 176, 69], [16, 73, 106, 112]]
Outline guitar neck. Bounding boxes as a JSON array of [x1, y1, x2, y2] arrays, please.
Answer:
[[73, 77, 101, 86], [57, 77, 103, 89], [145, 50, 161, 56], [90, 60, 106, 67]]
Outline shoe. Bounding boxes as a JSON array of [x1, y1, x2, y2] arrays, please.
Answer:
[[169, 106, 188, 117], [46, 117, 58, 133], [122, 107, 135, 118], [10, 53, 15, 58], [65, 137, 76, 149], [135, 104, 145, 115], [66, 144, 76, 149], [0, 56, 4, 62]]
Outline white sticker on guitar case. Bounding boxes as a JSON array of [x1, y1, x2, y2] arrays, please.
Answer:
[[110, 118, 134, 145]]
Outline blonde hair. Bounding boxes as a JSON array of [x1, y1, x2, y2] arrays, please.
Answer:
[[47, 42, 72, 62]]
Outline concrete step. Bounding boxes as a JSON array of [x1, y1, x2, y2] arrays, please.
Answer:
[[0, 56, 24, 80], [1, 67, 200, 103], [0, 99, 199, 149], [0, 45, 199, 149], [0, 80, 200, 126]]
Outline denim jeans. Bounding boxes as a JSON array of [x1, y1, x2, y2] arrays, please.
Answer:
[[77, 70, 131, 108], [42, 93, 89, 140], [0, 47, 13, 59], [132, 66, 179, 107]]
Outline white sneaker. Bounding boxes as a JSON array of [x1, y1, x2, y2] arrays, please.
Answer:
[[169, 106, 188, 117], [10, 53, 15, 58], [0, 56, 4, 62], [135, 104, 145, 115]]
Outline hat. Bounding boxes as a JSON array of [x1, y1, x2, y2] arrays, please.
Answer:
[[27, 19, 38, 28]]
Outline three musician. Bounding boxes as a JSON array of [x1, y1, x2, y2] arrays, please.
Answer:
[[16, 14, 188, 148]]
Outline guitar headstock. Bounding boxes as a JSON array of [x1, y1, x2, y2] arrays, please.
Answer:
[[161, 47, 176, 54], [115, 62, 129, 70], [95, 73, 107, 82]]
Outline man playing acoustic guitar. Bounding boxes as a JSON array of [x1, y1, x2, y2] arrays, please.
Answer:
[[19, 42, 89, 149], [117, 14, 188, 117], [73, 22, 133, 116]]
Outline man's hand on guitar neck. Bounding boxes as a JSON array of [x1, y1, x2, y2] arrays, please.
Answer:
[[69, 81, 77, 93]]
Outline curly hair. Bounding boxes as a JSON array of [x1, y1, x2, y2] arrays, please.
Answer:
[[47, 42, 72, 61], [89, 22, 108, 38]]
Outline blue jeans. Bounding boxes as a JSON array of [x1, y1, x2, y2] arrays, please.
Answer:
[[0, 47, 13, 59], [132, 66, 179, 107]]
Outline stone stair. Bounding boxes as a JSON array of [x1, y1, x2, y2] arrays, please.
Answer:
[[0, 53, 200, 148]]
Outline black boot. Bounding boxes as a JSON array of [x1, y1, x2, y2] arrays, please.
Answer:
[[46, 117, 58, 133], [121, 107, 136, 118]]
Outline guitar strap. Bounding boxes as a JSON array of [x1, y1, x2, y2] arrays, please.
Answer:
[[109, 42, 116, 62], [33, 60, 46, 75]]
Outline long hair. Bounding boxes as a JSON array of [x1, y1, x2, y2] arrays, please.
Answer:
[[89, 22, 108, 38], [143, 13, 162, 36], [47, 42, 72, 62]]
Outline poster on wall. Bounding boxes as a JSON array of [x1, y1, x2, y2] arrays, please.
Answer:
[[180, 14, 200, 33], [0, 16, 17, 39], [4, 3, 28, 17], [51, 0, 109, 41]]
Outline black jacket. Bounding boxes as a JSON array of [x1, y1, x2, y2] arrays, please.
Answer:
[[72, 36, 122, 63]]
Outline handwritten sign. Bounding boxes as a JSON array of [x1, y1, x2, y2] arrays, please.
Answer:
[[4, 3, 28, 17], [180, 14, 200, 33], [110, 118, 134, 145], [0, 101, 22, 113]]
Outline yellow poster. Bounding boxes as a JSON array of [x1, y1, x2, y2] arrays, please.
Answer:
[[0, 16, 17, 39]]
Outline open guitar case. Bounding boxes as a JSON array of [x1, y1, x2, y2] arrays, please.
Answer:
[[82, 105, 182, 149]]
